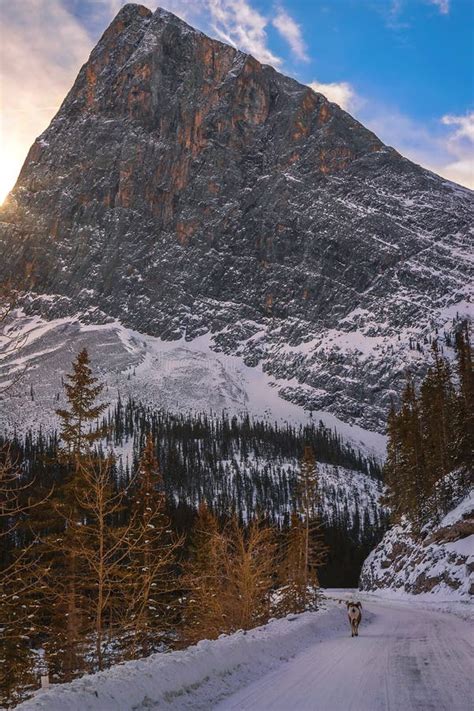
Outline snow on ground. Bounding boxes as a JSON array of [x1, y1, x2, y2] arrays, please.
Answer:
[[0, 312, 386, 460], [17, 591, 473, 711], [215, 593, 473, 711], [440, 490, 474, 527], [358, 588, 474, 620], [360, 489, 474, 599], [17, 603, 340, 711]]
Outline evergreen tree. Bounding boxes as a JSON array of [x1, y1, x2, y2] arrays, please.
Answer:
[[286, 446, 328, 609], [454, 322, 474, 474], [384, 326, 472, 533], [420, 341, 456, 515], [0, 448, 46, 707], [44, 350, 109, 680], [56, 348, 107, 458], [397, 375, 426, 531]]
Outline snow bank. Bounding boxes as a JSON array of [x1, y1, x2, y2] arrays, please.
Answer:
[[360, 490, 474, 600], [16, 603, 346, 711]]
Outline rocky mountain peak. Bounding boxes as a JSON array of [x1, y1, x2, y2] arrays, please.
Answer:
[[0, 4, 472, 434]]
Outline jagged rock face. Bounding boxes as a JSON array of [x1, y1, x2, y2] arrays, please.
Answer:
[[1, 3, 473, 431]]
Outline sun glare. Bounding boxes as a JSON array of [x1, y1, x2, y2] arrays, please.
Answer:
[[0, 147, 22, 204]]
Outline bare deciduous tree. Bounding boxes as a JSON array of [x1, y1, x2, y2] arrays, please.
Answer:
[[121, 435, 183, 658], [182, 512, 276, 643], [0, 447, 50, 707]]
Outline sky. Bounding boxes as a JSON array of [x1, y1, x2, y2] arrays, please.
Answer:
[[0, 0, 473, 203]]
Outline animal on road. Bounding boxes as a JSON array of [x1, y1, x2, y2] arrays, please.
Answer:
[[346, 601, 362, 637]]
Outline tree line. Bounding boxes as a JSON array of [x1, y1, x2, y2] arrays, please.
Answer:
[[384, 322, 473, 533]]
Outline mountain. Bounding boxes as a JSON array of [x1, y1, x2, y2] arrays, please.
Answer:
[[0, 3, 472, 436]]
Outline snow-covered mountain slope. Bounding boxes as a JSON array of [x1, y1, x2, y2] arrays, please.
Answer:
[[16, 594, 473, 711], [1, 310, 386, 537], [0, 310, 386, 459], [360, 491, 474, 599], [0, 4, 473, 433]]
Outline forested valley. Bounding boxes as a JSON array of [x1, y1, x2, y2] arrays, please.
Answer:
[[1, 321, 472, 707]]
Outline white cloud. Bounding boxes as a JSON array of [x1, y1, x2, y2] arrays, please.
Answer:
[[437, 158, 473, 187], [272, 6, 308, 62], [386, 0, 411, 30], [441, 112, 474, 142], [428, 0, 450, 14], [157, 0, 201, 23], [437, 113, 474, 186], [0, 0, 93, 203], [96, 1, 196, 25], [386, 0, 450, 29], [207, 0, 282, 66], [360, 106, 474, 189], [308, 80, 361, 112]]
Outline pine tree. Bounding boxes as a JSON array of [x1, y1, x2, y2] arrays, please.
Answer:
[[398, 375, 428, 531], [56, 348, 107, 458], [382, 400, 404, 519], [384, 331, 473, 535], [0, 546, 43, 707], [384, 400, 408, 525], [43, 350, 109, 680], [454, 322, 474, 475], [420, 341, 457, 517], [288, 446, 328, 608], [0, 447, 48, 707]]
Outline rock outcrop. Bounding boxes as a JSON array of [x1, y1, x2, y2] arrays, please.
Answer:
[[0, 3, 473, 431], [360, 491, 474, 598]]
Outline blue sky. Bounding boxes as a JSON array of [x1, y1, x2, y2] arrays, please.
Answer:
[[1, 0, 473, 202], [287, 0, 473, 118]]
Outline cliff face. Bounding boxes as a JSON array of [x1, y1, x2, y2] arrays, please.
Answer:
[[0, 3, 473, 432]]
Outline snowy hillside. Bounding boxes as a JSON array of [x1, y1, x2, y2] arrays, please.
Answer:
[[360, 490, 474, 599], [0, 310, 386, 459]]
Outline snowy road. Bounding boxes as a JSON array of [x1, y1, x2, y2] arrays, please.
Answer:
[[216, 596, 473, 711], [18, 594, 473, 711]]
